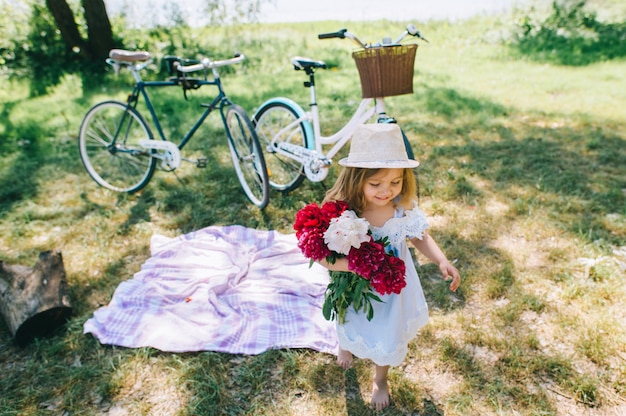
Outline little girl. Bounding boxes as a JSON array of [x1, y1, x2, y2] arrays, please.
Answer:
[[319, 123, 461, 410]]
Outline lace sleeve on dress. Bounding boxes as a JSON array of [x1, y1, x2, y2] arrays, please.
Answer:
[[403, 202, 429, 240], [372, 202, 429, 246]]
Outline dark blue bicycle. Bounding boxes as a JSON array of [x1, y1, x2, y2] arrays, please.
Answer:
[[78, 49, 269, 209]]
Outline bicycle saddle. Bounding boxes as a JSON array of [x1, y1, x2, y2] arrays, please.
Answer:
[[109, 49, 151, 62], [291, 56, 327, 71]]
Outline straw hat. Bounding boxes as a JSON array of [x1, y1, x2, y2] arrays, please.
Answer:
[[338, 124, 419, 168]]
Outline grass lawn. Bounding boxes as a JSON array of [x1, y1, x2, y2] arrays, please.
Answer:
[[1, 5, 625, 415]]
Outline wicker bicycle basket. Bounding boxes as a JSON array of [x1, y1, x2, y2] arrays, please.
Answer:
[[352, 44, 418, 98]]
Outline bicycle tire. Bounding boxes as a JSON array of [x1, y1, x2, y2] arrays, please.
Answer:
[[400, 128, 415, 161], [225, 104, 270, 209], [252, 101, 311, 193], [78, 101, 156, 193]]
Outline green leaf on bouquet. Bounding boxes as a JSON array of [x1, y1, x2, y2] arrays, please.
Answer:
[[325, 271, 383, 324], [322, 295, 333, 321]]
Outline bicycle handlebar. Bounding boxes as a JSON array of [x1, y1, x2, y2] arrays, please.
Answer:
[[317, 29, 348, 39], [398, 24, 429, 43], [318, 24, 428, 48], [318, 28, 367, 48], [175, 53, 245, 73]]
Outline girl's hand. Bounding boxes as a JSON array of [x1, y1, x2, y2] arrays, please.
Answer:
[[439, 261, 461, 292]]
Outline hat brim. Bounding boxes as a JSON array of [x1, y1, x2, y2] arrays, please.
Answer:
[[338, 158, 420, 168]]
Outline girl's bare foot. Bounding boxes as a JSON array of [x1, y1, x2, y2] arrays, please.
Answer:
[[371, 365, 390, 410], [371, 378, 390, 410], [337, 348, 353, 369]]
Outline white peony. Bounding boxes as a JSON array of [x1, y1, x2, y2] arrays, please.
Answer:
[[323, 210, 370, 255]]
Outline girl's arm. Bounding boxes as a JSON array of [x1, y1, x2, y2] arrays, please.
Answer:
[[318, 257, 350, 272], [410, 233, 461, 292]]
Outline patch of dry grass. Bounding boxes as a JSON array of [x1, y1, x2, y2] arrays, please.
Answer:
[[1, 11, 625, 416]]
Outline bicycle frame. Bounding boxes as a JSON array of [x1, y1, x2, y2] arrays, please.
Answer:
[[310, 97, 389, 159], [120, 77, 230, 152], [265, 92, 388, 165]]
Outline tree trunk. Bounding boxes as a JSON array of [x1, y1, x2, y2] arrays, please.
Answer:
[[0, 251, 72, 346], [45, 0, 90, 59], [82, 0, 115, 62], [45, 0, 115, 64]]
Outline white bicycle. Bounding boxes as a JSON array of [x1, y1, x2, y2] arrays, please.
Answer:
[[252, 24, 428, 192]]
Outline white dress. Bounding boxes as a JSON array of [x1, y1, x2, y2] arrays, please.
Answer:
[[336, 201, 430, 366]]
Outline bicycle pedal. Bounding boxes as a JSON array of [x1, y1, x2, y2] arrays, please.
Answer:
[[196, 158, 208, 168]]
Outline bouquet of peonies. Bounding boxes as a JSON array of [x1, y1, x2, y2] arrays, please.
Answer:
[[294, 201, 407, 324]]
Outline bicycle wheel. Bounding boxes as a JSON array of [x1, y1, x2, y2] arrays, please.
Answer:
[[400, 128, 415, 160], [225, 104, 270, 209], [253, 101, 311, 192], [78, 101, 156, 193]]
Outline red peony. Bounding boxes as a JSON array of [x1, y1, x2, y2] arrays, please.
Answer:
[[320, 200, 350, 220], [346, 239, 387, 279], [370, 255, 407, 295], [297, 228, 331, 261], [294, 203, 326, 239]]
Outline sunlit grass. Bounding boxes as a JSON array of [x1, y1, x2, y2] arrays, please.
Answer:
[[1, 7, 625, 416]]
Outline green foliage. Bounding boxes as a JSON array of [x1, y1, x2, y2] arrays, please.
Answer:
[[0, 0, 85, 96], [512, 0, 626, 65], [324, 271, 381, 323], [202, 0, 265, 25], [26, 2, 80, 96], [0, 4, 26, 74], [0, 0, 268, 96]]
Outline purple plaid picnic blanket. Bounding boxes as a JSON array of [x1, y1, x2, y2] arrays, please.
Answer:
[[83, 225, 338, 355]]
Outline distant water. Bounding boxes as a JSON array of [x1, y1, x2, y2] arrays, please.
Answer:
[[104, 0, 526, 27], [259, 0, 524, 23]]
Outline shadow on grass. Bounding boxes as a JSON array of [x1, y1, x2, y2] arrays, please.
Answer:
[[411, 80, 626, 245], [0, 99, 87, 217], [344, 367, 368, 415], [179, 347, 447, 415], [437, 336, 559, 413], [428, 128, 625, 244], [0, 106, 44, 214], [133, 132, 285, 232], [422, 86, 510, 120], [434, 315, 602, 409], [118, 190, 156, 235]]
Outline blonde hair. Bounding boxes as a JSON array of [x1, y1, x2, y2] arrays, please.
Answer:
[[323, 167, 418, 214]]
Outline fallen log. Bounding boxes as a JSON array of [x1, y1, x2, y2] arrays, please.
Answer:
[[0, 250, 72, 346]]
